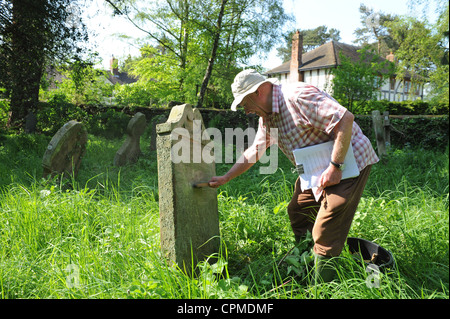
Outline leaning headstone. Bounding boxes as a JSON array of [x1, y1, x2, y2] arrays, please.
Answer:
[[114, 112, 147, 166], [156, 104, 219, 272], [42, 120, 88, 178]]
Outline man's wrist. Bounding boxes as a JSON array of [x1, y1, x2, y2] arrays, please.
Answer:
[[330, 160, 345, 171]]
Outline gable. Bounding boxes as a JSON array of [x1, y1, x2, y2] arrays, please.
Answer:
[[265, 41, 362, 75]]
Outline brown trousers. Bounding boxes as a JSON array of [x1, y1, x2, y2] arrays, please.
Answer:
[[287, 165, 372, 257]]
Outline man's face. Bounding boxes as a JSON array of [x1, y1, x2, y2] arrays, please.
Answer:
[[240, 89, 271, 118], [241, 93, 261, 116]]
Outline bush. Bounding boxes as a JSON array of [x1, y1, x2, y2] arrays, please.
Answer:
[[206, 111, 249, 132], [351, 99, 449, 115], [37, 93, 89, 135], [114, 82, 158, 107], [355, 115, 449, 150], [36, 95, 130, 139], [390, 116, 449, 150], [86, 108, 130, 139]]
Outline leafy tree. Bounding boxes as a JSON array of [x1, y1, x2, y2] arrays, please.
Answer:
[[277, 26, 341, 63], [353, 4, 399, 56], [330, 46, 393, 112], [40, 56, 114, 106], [386, 0, 448, 104], [0, 0, 89, 132], [105, 0, 293, 108]]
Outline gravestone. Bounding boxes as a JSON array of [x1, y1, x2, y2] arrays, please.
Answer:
[[114, 112, 147, 166], [25, 111, 37, 134], [150, 114, 167, 151], [156, 104, 219, 272], [42, 120, 88, 178]]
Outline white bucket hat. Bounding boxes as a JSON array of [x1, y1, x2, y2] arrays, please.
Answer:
[[230, 69, 278, 111]]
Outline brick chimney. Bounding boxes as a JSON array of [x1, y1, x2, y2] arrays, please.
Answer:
[[290, 30, 303, 82], [110, 55, 119, 77], [386, 51, 395, 62]]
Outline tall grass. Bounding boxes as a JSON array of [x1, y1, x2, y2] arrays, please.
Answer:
[[0, 132, 448, 299]]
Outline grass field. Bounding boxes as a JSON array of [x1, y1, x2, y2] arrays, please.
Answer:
[[0, 132, 448, 299]]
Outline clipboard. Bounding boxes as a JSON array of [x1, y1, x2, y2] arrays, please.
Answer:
[[293, 141, 359, 200]]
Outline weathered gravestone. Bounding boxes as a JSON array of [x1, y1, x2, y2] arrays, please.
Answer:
[[150, 114, 168, 151], [156, 104, 219, 271], [114, 112, 147, 166], [42, 120, 88, 178]]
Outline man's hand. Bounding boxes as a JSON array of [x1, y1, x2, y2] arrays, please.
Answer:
[[208, 175, 230, 188], [318, 164, 343, 190]]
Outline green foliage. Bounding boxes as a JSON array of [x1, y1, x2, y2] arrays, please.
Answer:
[[128, 45, 187, 104], [385, 6, 449, 104], [0, 0, 90, 127], [207, 112, 249, 132], [114, 82, 157, 107], [107, 0, 293, 108], [0, 133, 448, 299], [277, 26, 341, 62], [0, 133, 50, 186], [353, 3, 399, 56], [86, 109, 130, 139], [350, 99, 449, 115], [354, 115, 449, 151], [0, 98, 9, 131], [36, 93, 89, 135], [40, 61, 114, 106], [390, 116, 449, 150], [331, 46, 394, 112], [35, 94, 130, 138]]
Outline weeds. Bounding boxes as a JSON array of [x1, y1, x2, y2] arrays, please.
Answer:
[[0, 133, 448, 299]]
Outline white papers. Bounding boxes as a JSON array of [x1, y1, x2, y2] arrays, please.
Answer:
[[293, 141, 360, 201]]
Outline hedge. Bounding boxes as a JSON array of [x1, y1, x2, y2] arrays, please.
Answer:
[[351, 99, 449, 115], [354, 115, 449, 151], [1, 101, 448, 151]]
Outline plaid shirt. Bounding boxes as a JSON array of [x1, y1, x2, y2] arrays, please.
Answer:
[[250, 82, 379, 171]]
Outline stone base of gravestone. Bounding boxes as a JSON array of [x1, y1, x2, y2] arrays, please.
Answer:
[[42, 120, 88, 178], [114, 112, 147, 166], [156, 104, 219, 272]]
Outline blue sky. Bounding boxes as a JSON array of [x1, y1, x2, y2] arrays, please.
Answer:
[[84, 0, 439, 70]]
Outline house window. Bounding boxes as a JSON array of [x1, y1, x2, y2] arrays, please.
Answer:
[[415, 83, 421, 96], [404, 80, 411, 93], [390, 77, 395, 90]]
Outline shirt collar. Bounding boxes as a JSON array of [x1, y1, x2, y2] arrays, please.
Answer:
[[272, 84, 282, 114]]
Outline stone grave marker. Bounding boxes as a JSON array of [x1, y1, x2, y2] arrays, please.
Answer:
[[150, 114, 167, 151], [156, 104, 219, 271], [114, 112, 147, 166], [42, 120, 88, 178]]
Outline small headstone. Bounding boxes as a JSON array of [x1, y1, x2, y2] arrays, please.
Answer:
[[156, 104, 219, 272], [42, 120, 88, 178], [25, 111, 37, 134], [114, 112, 147, 166]]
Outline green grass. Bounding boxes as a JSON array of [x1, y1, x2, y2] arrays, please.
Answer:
[[0, 132, 448, 299]]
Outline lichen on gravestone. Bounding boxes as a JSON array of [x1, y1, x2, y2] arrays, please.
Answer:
[[42, 120, 88, 179], [156, 104, 220, 272]]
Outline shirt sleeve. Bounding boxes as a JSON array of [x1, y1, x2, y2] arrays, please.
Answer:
[[244, 117, 275, 162], [294, 85, 347, 135]]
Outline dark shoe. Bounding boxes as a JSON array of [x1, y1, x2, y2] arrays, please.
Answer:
[[311, 253, 336, 284]]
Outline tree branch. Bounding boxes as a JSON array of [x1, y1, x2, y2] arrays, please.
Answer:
[[104, 0, 180, 59]]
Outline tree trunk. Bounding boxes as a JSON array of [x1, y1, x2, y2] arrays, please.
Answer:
[[8, 0, 45, 131], [197, 0, 228, 108]]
